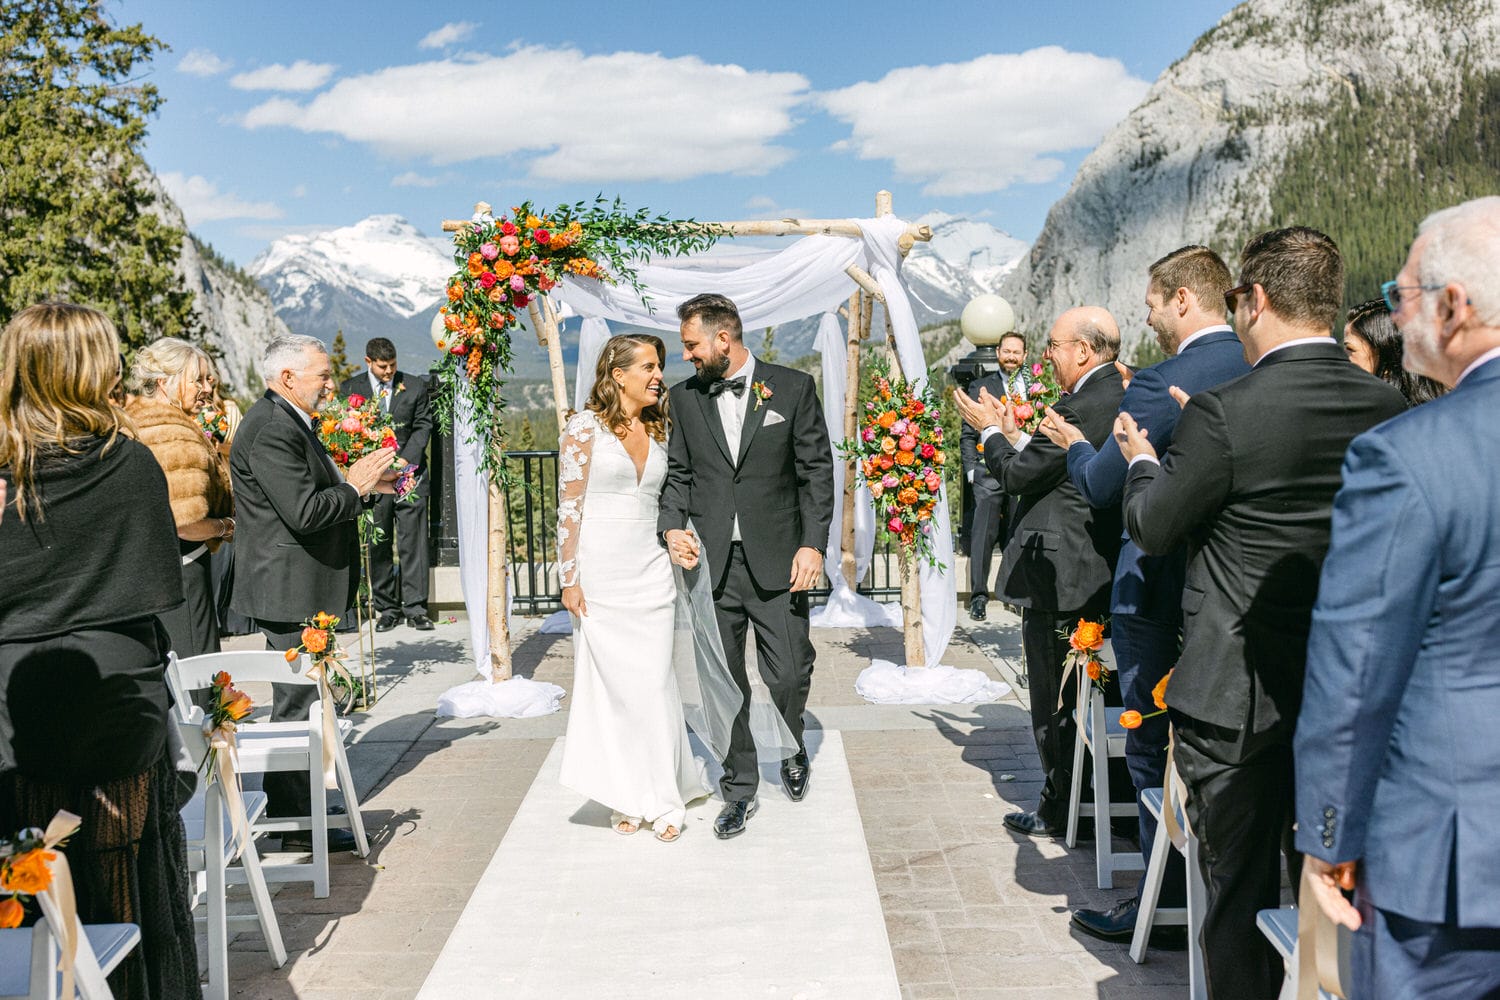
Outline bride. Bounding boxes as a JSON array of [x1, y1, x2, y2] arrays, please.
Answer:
[[556, 334, 709, 842]]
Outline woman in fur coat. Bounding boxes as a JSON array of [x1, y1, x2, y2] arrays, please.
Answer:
[[125, 338, 235, 657]]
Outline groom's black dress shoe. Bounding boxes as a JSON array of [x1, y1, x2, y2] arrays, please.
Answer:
[[1071, 898, 1187, 950], [375, 610, 402, 632], [713, 798, 758, 840], [781, 750, 811, 801], [968, 594, 988, 621], [407, 613, 435, 631], [1002, 809, 1090, 841]]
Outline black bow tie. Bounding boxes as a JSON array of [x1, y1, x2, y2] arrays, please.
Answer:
[[708, 377, 746, 398]]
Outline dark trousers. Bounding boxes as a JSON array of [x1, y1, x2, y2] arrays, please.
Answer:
[[713, 543, 814, 803], [1352, 900, 1500, 1000], [1174, 715, 1298, 1000], [1022, 606, 1102, 827], [252, 619, 319, 818], [967, 490, 1007, 597], [1112, 613, 1186, 907], [158, 551, 220, 659], [368, 488, 429, 617]]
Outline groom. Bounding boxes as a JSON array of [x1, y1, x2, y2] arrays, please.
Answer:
[[661, 293, 834, 839]]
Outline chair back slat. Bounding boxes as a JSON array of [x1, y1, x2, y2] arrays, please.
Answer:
[[170, 650, 315, 695]]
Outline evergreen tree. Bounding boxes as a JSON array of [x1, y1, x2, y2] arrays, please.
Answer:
[[0, 1, 199, 347], [329, 329, 358, 383], [760, 326, 778, 364]]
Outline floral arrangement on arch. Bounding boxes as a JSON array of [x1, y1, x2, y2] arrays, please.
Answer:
[[841, 362, 947, 566], [1007, 359, 1063, 435], [1061, 617, 1111, 696], [432, 196, 720, 475]]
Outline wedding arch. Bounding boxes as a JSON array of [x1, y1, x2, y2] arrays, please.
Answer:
[[435, 191, 957, 698]]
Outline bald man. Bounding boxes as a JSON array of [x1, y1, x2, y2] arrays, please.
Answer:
[[954, 307, 1127, 838]]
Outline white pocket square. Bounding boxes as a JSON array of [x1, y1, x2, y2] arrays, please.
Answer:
[[763, 409, 786, 426]]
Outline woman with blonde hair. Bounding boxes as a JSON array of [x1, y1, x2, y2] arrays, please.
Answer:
[[0, 303, 200, 999], [555, 334, 709, 842], [124, 337, 235, 657]]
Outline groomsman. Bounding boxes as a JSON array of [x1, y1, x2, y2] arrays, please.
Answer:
[[338, 337, 434, 631], [954, 307, 1126, 839], [1040, 245, 1248, 944], [1297, 197, 1500, 999], [1115, 227, 1405, 999], [959, 331, 1028, 620]]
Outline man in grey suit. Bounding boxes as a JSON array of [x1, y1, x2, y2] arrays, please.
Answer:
[[1297, 197, 1500, 999]]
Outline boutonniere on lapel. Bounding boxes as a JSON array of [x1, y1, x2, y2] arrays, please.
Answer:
[[396, 382, 407, 394], [751, 380, 773, 411]]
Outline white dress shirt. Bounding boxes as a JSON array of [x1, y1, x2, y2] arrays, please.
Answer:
[[717, 353, 756, 541], [368, 370, 394, 412]]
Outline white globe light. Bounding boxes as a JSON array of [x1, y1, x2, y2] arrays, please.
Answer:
[[430, 308, 450, 351], [960, 294, 1015, 347]]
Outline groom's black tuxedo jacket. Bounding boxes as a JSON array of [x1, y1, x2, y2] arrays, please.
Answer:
[[1123, 342, 1406, 739], [659, 361, 834, 591], [984, 364, 1125, 613]]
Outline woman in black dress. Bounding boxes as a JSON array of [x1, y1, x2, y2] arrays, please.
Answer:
[[0, 303, 201, 999]]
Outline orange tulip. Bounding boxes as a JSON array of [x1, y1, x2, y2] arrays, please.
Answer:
[[301, 627, 329, 654], [211, 670, 232, 690], [220, 688, 253, 722], [1, 850, 54, 895], [1152, 669, 1172, 711], [0, 896, 23, 928], [1120, 710, 1144, 729], [284, 648, 299, 662]]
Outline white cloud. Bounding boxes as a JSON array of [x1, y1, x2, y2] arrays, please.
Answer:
[[159, 172, 283, 225], [230, 60, 337, 92], [178, 49, 231, 77], [743, 195, 808, 220], [391, 171, 445, 188], [419, 21, 478, 50], [819, 47, 1150, 196], [291, 183, 308, 198], [240, 45, 808, 183]]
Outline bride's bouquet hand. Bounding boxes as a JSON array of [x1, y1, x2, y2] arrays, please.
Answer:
[[562, 584, 588, 618]]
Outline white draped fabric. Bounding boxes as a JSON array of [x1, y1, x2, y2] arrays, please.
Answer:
[[572, 316, 612, 412], [449, 217, 956, 675]]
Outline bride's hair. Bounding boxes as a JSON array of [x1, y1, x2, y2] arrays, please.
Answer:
[[585, 334, 669, 443]]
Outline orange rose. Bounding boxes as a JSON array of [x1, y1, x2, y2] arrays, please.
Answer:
[[1120, 710, 1143, 729], [1086, 660, 1102, 681], [1070, 618, 1105, 652], [1, 849, 54, 895], [1153, 669, 1172, 711], [877, 411, 897, 429], [220, 687, 253, 722], [894, 451, 915, 466], [878, 454, 895, 471], [897, 487, 919, 506], [0, 896, 23, 928], [880, 437, 897, 455], [301, 627, 329, 654], [446, 284, 462, 302]]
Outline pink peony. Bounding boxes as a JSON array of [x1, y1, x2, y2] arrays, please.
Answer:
[[925, 473, 941, 491], [479, 272, 497, 289], [861, 426, 876, 442], [881, 474, 899, 489], [498, 234, 520, 256], [479, 242, 499, 260], [891, 418, 909, 435], [1013, 402, 1035, 423], [898, 435, 917, 452], [340, 417, 362, 433], [510, 274, 526, 292], [920, 443, 936, 459]]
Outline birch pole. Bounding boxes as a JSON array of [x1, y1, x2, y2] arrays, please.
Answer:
[[840, 290, 862, 591], [487, 477, 512, 682], [528, 296, 571, 434]]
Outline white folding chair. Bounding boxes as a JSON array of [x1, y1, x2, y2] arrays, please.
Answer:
[[177, 709, 287, 1000], [1130, 778, 1209, 1000], [1259, 908, 1342, 1000], [0, 881, 139, 1000], [1064, 650, 1144, 888], [168, 650, 369, 898]]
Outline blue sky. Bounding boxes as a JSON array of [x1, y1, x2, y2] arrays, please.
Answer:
[[132, 0, 1236, 266]]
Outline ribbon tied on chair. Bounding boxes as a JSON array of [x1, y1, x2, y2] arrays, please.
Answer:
[[38, 810, 82, 1000], [205, 718, 251, 860], [304, 654, 354, 791]]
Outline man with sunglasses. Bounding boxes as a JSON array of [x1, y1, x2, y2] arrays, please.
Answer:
[[1297, 197, 1500, 999], [1113, 227, 1404, 998]]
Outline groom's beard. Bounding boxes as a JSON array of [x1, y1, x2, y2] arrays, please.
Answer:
[[697, 350, 731, 382]]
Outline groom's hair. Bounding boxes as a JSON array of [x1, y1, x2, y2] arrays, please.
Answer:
[[677, 293, 743, 342]]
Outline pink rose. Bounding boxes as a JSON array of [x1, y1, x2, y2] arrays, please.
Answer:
[[498, 234, 520, 256], [500, 220, 517, 236], [480, 242, 499, 260], [535, 228, 551, 244], [1013, 402, 1035, 423], [1032, 362, 1044, 376], [898, 435, 917, 452], [881, 474, 899, 489], [861, 426, 876, 442], [347, 393, 366, 408], [925, 473, 941, 491], [510, 274, 526, 292], [887, 516, 904, 533], [920, 443, 936, 459], [340, 417, 362, 433], [479, 272, 497, 289], [1029, 382, 1045, 395]]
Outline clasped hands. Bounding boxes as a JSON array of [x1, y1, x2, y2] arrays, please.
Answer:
[[664, 528, 823, 591], [343, 447, 401, 496]]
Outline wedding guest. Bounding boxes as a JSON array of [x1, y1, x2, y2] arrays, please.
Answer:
[[959, 331, 1028, 621], [1115, 227, 1405, 999], [205, 384, 253, 636], [1342, 297, 1448, 406], [953, 307, 1126, 839], [0, 302, 200, 1000], [125, 338, 235, 659], [1039, 245, 1247, 945], [1298, 197, 1500, 999], [337, 337, 434, 631], [230, 333, 393, 848]]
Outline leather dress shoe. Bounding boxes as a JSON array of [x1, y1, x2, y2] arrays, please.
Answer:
[[1002, 810, 1091, 841], [375, 610, 403, 632], [713, 798, 758, 840], [968, 594, 988, 621], [781, 750, 811, 801], [279, 826, 358, 853], [407, 613, 435, 631], [1072, 897, 1187, 950]]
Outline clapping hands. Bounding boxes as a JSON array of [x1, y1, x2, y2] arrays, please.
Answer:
[[1112, 412, 1156, 463], [1037, 406, 1085, 449]]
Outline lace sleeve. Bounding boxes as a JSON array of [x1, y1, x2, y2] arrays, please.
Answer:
[[557, 411, 597, 588]]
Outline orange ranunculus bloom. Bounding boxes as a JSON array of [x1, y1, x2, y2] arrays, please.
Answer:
[[877, 411, 897, 429], [211, 670, 232, 690], [1070, 619, 1105, 652], [1153, 669, 1172, 710], [1086, 660, 1102, 681], [494, 260, 515, 279], [220, 688, 253, 722], [894, 450, 915, 466], [444, 313, 462, 332], [446, 284, 462, 302], [301, 627, 329, 654], [466, 253, 485, 277], [897, 487, 920, 506], [1, 849, 54, 895], [0, 896, 23, 928], [1120, 710, 1143, 729]]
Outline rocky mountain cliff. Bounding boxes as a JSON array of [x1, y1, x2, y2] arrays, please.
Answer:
[[1001, 0, 1500, 357]]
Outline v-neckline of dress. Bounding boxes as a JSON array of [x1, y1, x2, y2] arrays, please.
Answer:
[[612, 426, 650, 488]]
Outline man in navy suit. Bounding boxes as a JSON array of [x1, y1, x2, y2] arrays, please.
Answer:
[[1296, 197, 1500, 999], [1039, 245, 1249, 944]]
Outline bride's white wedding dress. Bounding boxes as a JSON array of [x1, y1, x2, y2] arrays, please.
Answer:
[[556, 410, 709, 831]]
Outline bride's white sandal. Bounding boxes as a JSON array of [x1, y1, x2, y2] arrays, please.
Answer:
[[611, 812, 642, 835], [653, 821, 682, 843]]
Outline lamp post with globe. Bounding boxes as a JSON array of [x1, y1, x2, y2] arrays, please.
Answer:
[[948, 294, 1015, 557]]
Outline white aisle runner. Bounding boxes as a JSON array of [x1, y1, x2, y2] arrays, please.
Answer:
[[417, 730, 899, 999]]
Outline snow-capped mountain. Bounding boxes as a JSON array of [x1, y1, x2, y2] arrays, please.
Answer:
[[247, 215, 454, 366], [902, 211, 1029, 321]]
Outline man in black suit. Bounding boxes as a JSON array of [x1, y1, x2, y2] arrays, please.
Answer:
[[1116, 227, 1406, 999], [338, 337, 435, 631], [954, 307, 1127, 839], [959, 331, 1029, 620], [659, 293, 834, 840], [231, 334, 394, 843]]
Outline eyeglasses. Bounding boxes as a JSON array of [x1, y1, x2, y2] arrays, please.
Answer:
[[1045, 338, 1081, 351], [1224, 283, 1256, 314], [1381, 280, 1446, 313], [291, 368, 334, 381]]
